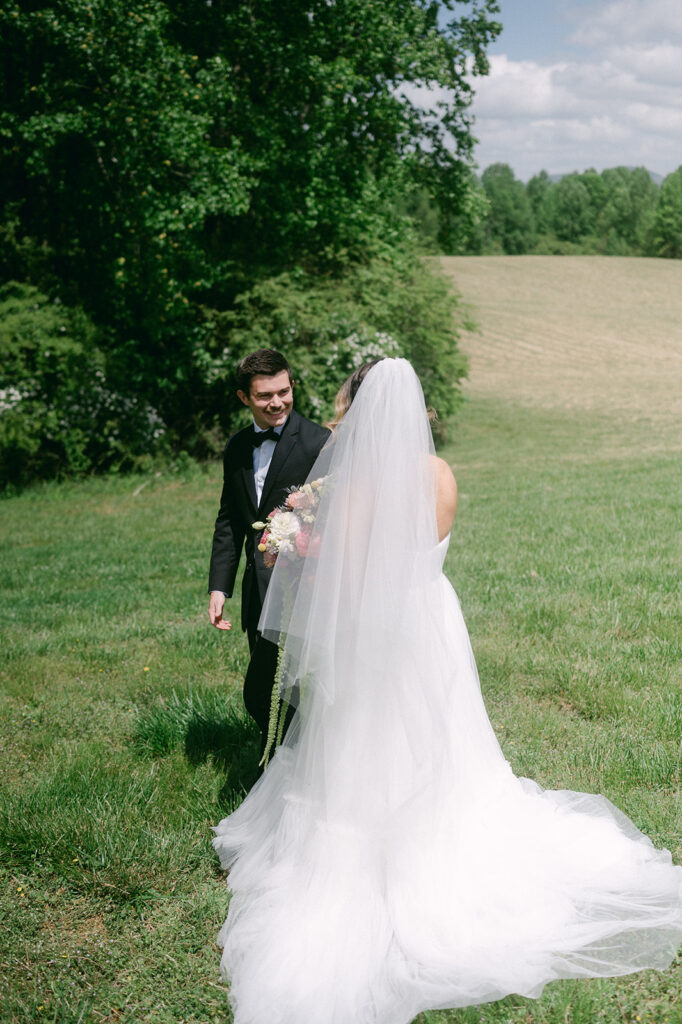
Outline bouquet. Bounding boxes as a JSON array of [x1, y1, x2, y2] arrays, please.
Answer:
[[253, 478, 326, 569]]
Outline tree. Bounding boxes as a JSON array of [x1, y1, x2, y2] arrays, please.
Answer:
[[576, 168, 609, 221], [526, 170, 553, 235], [481, 163, 535, 253], [654, 167, 682, 259], [1, 0, 252, 447], [549, 174, 593, 243], [0, 0, 501, 464], [599, 167, 658, 254]]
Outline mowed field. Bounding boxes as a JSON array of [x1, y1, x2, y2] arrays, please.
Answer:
[[444, 255, 682, 445], [0, 256, 681, 1024]]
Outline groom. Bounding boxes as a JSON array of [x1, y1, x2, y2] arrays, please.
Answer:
[[208, 348, 329, 753]]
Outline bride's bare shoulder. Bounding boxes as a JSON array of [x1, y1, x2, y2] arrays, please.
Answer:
[[430, 456, 457, 537]]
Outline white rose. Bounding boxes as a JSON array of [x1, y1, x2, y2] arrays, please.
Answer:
[[269, 511, 301, 545]]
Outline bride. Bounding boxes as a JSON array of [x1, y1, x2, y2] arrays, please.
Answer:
[[213, 358, 682, 1024]]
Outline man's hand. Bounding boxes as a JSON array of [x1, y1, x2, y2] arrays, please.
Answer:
[[208, 591, 232, 631]]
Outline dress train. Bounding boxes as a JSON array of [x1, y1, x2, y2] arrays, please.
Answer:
[[213, 536, 682, 1024]]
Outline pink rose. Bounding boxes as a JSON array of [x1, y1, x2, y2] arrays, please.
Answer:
[[295, 529, 311, 557], [286, 489, 316, 510], [286, 490, 303, 509]]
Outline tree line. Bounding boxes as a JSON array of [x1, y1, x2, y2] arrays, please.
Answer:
[[409, 162, 682, 258]]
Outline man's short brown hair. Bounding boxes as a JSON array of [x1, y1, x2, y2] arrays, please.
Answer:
[[236, 349, 293, 395]]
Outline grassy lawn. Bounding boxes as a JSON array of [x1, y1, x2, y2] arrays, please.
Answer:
[[1, 257, 681, 1023]]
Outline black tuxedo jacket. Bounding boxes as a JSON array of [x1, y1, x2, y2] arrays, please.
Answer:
[[208, 409, 330, 632]]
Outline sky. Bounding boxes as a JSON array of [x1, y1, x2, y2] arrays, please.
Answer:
[[465, 0, 682, 180]]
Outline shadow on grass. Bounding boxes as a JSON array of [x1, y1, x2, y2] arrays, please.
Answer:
[[132, 688, 261, 803], [184, 708, 261, 801]]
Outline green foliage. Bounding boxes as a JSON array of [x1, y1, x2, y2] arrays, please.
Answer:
[[437, 164, 671, 258], [206, 250, 468, 431], [397, 174, 492, 255], [542, 166, 660, 254], [655, 167, 682, 258], [549, 174, 594, 243], [573, 168, 610, 222], [1, 0, 501, 477], [480, 163, 535, 254], [598, 167, 657, 252], [395, 188, 444, 253], [526, 170, 553, 235], [0, 282, 166, 487]]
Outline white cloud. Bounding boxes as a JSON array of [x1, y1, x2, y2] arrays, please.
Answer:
[[613, 43, 682, 86], [569, 0, 682, 47], [625, 101, 682, 135], [467, 4, 682, 179], [471, 56, 576, 119]]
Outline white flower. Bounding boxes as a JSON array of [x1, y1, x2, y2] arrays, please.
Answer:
[[268, 510, 301, 544], [0, 386, 26, 415]]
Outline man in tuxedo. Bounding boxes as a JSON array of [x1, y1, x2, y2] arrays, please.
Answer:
[[208, 348, 330, 754]]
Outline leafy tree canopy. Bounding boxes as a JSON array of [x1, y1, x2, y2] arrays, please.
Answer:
[[481, 163, 535, 254], [0, 0, 501, 481], [1, 0, 502, 304], [655, 167, 682, 259], [419, 163, 670, 258]]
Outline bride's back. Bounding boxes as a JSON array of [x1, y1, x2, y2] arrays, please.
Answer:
[[433, 456, 457, 541]]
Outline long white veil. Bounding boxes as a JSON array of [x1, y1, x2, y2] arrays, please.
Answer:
[[259, 358, 440, 711]]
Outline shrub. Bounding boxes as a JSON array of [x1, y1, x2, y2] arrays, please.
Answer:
[[0, 282, 167, 488], [203, 249, 468, 439]]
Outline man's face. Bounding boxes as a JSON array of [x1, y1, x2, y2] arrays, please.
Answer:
[[238, 369, 294, 429]]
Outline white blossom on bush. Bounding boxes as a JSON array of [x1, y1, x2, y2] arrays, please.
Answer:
[[325, 327, 400, 372], [0, 386, 28, 415]]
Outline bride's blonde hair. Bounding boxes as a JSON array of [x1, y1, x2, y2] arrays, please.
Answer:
[[326, 359, 382, 429], [326, 358, 437, 429]]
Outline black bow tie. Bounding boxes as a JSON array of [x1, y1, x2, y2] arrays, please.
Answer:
[[251, 427, 281, 447]]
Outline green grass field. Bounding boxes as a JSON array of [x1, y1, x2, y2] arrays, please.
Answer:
[[1, 256, 681, 1023]]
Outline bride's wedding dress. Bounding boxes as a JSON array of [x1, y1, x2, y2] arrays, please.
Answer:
[[213, 361, 682, 1024]]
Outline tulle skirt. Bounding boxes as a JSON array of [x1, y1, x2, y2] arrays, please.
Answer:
[[212, 572, 682, 1024]]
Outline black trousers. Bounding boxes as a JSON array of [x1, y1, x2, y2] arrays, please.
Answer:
[[243, 591, 294, 759], [243, 630, 279, 749]]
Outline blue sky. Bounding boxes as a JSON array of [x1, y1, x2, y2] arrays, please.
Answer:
[[487, 0, 573, 61], [465, 0, 682, 180]]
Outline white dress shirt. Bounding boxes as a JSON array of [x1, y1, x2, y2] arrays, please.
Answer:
[[252, 420, 285, 506]]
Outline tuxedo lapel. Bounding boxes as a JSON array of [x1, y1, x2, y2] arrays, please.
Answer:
[[258, 411, 300, 514]]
